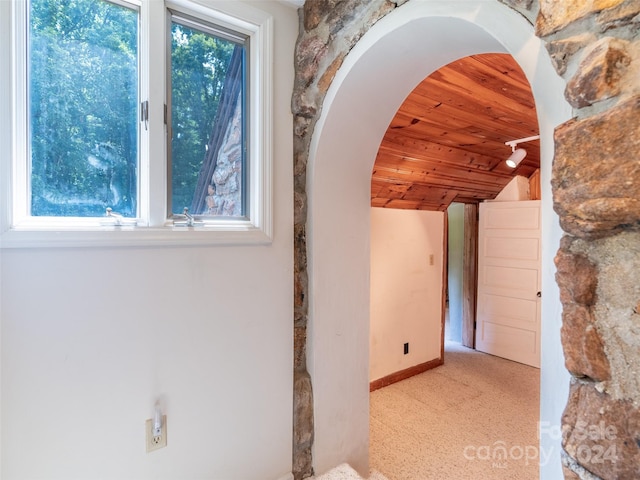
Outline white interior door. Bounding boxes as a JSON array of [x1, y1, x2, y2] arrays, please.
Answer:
[[475, 200, 541, 368]]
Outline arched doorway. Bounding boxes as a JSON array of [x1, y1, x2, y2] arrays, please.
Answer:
[[305, 1, 572, 477]]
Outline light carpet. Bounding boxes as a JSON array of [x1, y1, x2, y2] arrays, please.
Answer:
[[369, 341, 540, 479]]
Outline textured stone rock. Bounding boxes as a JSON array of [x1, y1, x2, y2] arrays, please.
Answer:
[[293, 445, 313, 480], [296, 35, 329, 88], [294, 129, 310, 188], [562, 382, 640, 479], [552, 96, 640, 236], [565, 37, 631, 108], [562, 451, 603, 480], [555, 243, 598, 306], [294, 325, 308, 371], [294, 224, 308, 313], [562, 465, 582, 480], [293, 268, 305, 313], [292, 3, 402, 476], [560, 303, 611, 381], [293, 371, 314, 478], [294, 190, 307, 227], [292, 90, 319, 119], [294, 115, 312, 139], [318, 55, 345, 94], [584, 231, 640, 403], [537, 0, 628, 37], [293, 372, 314, 444], [304, 0, 343, 32], [307, 0, 385, 43], [546, 34, 597, 76], [326, 0, 361, 36], [597, 0, 640, 32], [558, 230, 640, 396]]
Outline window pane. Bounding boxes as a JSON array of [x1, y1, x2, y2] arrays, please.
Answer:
[[29, 0, 139, 217], [170, 18, 246, 217]]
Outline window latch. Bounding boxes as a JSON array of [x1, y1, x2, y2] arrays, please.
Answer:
[[173, 207, 204, 228], [101, 207, 137, 227], [141, 100, 149, 131]]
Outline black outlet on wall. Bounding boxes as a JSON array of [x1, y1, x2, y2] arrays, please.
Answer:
[[404, 343, 409, 355]]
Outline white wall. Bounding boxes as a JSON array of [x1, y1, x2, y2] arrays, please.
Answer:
[[308, 1, 572, 477], [494, 175, 530, 201], [0, 2, 297, 479], [369, 208, 443, 382]]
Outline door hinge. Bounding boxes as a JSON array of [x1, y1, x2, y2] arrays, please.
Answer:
[[164, 104, 168, 125]]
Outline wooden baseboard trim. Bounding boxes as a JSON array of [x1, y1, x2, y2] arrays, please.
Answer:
[[369, 357, 443, 392]]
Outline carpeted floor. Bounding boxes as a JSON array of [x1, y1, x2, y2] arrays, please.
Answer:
[[312, 341, 540, 480], [368, 341, 540, 480]]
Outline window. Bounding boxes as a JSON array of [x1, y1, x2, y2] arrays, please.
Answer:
[[29, 0, 139, 219], [0, 0, 272, 247], [169, 11, 247, 219]]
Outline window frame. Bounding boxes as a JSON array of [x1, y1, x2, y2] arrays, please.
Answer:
[[0, 0, 273, 248], [167, 8, 250, 221]]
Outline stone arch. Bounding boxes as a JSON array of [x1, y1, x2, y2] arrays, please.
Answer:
[[293, 1, 640, 479]]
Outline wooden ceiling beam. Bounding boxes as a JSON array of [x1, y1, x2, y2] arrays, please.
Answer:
[[373, 159, 513, 187], [376, 139, 509, 172], [389, 101, 538, 144], [372, 180, 504, 200], [383, 199, 450, 211]]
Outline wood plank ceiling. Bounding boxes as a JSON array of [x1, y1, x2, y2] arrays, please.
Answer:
[[371, 53, 540, 212]]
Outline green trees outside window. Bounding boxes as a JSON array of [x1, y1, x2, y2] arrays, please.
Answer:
[[28, 0, 245, 220], [29, 0, 138, 217], [169, 17, 245, 217]]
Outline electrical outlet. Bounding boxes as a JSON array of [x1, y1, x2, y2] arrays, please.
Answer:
[[146, 415, 167, 452]]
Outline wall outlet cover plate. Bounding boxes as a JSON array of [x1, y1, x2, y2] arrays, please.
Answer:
[[145, 415, 167, 452]]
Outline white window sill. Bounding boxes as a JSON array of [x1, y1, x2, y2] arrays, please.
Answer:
[[0, 224, 272, 249]]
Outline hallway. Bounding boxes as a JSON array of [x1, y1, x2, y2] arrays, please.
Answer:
[[369, 342, 540, 479]]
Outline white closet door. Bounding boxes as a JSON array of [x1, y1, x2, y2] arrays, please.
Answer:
[[476, 201, 541, 368]]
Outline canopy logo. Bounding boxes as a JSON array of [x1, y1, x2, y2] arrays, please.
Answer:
[[463, 421, 618, 469]]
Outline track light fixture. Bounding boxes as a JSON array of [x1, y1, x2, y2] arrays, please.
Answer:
[[505, 135, 540, 168]]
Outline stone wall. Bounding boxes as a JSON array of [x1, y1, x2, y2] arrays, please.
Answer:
[[292, 1, 640, 479], [292, 3, 401, 476], [209, 93, 243, 216], [540, 0, 640, 478]]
